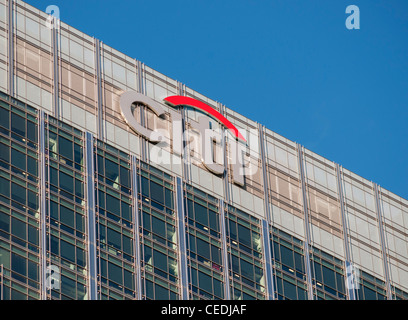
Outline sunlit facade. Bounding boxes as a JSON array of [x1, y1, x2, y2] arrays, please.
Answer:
[[0, 0, 407, 300]]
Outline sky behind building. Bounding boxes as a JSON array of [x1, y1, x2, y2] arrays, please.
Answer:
[[25, 0, 408, 199]]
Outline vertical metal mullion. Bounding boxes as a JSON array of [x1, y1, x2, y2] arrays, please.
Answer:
[[136, 60, 147, 162], [258, 124, 275, 300], [373, 183, 393, 300], [219, 102, 230, 203], [296, 143, 314, 300], [177, 81, 190, 184], [51, 16, 59, 119], [0, 264, 3, 300], [95, 39, 104, 140], [7, 0, 14, 96], [262, 220, 275, 300], [131, 156, 142, 300], [85, 132, 97, 300], [219, 200, 230, 299], [38, 110, 47, 299], [176, 177, 189, 299], [335, 164, 357, 300]]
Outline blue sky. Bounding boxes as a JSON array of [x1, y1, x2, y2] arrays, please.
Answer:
[[26, 0, 408, 200]]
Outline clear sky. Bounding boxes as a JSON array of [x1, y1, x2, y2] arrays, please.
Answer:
[[25, 0, 408, 200]]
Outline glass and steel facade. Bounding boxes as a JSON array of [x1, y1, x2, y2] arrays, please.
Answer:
[[0, 0, 407, 301]]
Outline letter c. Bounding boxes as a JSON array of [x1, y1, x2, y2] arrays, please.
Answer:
[[119, 91, 165, 142], [205, 305, 213, 315]]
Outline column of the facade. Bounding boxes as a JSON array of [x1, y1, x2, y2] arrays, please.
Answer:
[[95, 39, 104, 141], [175, 176, 189, 299], [296, 143, 314, 300], [7, 0, 13, 96], [131, 155, 142, 300], [258, 124, 275, 300], [373, 183, 393, 300], [38, 110, 47, 299], [219, 199, 231, 299], [335, 163, 357, 300], [85, 132, 97, 299]]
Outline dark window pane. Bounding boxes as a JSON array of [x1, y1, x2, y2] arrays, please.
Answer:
[[213, 278, 223, 298], [229, 220, 237, 241], [294, 252, 304, 273], [322, 265, 336, 289], [75, 179, 83, 198], [124, 270, 134, 290], [0, 143, 9, 162], [155, 284, 169, 299], [76, 247, 85, 267], [58, 136, 73, 160], [27, 260, 38, 281], [209, 210, 219, 232], [150, 181, 164, 205], [108, 262, 123, 285], [97, 155, 104, 174], [12, 217, 26, 240], [27, 190, 38, 210], [98, 190, 105, 209], [107, 228, 121, 250], [121, 202, 131, 222], [211, 245, 221, 264], [59, 172, 74, 193], [143, 212, 151, 231], [27, 156, 37, 176], [74, 143, 82, 165], [11, 182, 26, 205], [237, 224, 251, 248], [240, 259, 254, 281], [141, 177, 149, 198], [153, 249, 167, 271], [60, 205, 75, 228], [27, 121, 37, 143], [198, 271, 212, 293], [60, 240, 75, 263], [314, 262, 322, 283], [50, 167, 58, 186], [76, 213, 84, 232], [0, 107, 9, 129], [363, 286, 377, 300], [105, 159, 119, 182], [120, 166, 130, 188], [28, 225, 38, 246], [11, 253, 26, 276], [152, 216, 165, 237], [164, 188, 173, 208], [61, 275, 76, 299], [11, 149, 26, 171], [0, 212, 10, 232], [50, 200, 58, 220], [0, 176, 10, 198], [50, 235, 59, 255], [123, 235, 132, 255], [106, 194, 120, 215], [194, 202, 208, 227], [280, 245, 294, 269], [11, 113, 25, 137], [196, 238, 210, 260], [283, 279, 297, 300], [145, 279, 153, 299]]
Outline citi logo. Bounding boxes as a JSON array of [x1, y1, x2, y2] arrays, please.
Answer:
[[119, 91, 259, 186]]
